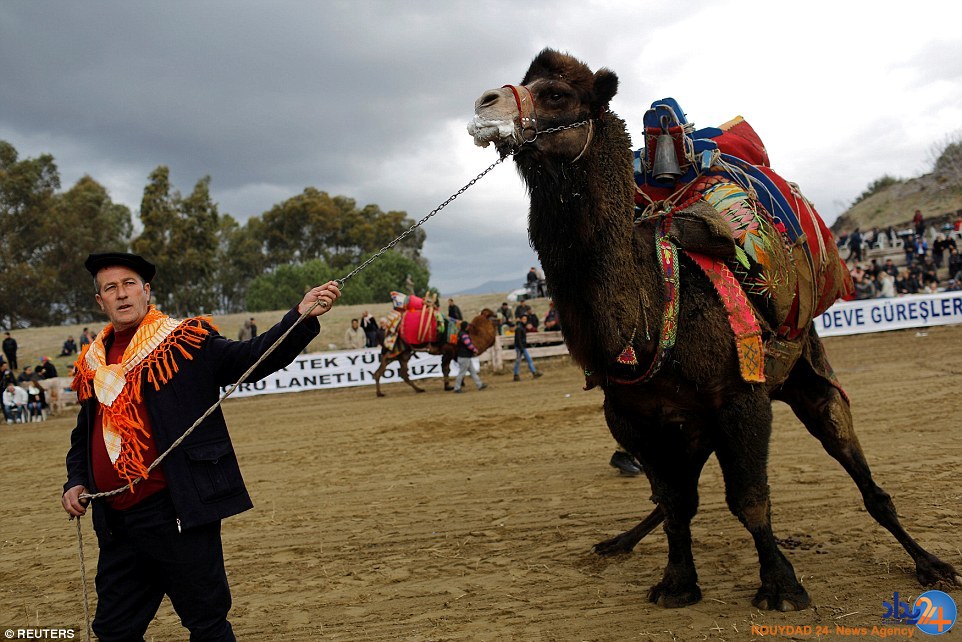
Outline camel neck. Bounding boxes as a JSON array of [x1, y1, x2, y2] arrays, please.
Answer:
[[521, 114, 660, 372]]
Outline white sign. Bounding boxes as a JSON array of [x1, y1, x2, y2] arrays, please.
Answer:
[[220, 348, 452, 398], [814, 291, 962, 337]]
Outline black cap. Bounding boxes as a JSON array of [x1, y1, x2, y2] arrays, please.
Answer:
[[84, 252, 156, 283]]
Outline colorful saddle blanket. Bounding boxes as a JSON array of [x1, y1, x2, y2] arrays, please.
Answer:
[[634, 99, 852, 339]]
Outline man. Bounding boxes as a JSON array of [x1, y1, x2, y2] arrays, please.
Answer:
[[343, 318, 365, 349], [37, 356, 58, 379], [512, 314, 542, 381], [447, 298, 463, 321], [61, 251, 340, 641], [248, 317, 257, 338], [361, 311, 378, 347], [3, 382, 28, 423], [452, 321, 486, 393], [2, 332, 17, 370]]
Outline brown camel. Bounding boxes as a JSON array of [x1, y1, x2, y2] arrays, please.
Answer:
[[372, 309, 497, 397], [468, 48, 959, 610]]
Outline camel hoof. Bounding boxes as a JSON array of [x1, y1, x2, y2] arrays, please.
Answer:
[[376, 392, 386, 398], [415, 388, 426, 394], [647, 582, 701, 608], [915, 556, 960, 587], [444, 385, 454, 391], [593, 532, 639, 557], [752, 584, 810, 611]]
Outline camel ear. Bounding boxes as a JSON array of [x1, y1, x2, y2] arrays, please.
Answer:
[[592, 68, 618, 111]]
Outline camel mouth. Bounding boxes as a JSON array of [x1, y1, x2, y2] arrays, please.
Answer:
[[467, 115, 517, 149]]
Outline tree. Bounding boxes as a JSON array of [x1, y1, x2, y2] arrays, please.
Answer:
[[133, 168, 221, 316]]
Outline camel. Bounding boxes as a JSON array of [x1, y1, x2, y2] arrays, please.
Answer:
[[468, 48, 959, 610], [372, 309, 497, 397]]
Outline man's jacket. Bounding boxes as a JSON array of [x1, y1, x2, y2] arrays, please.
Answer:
[[64, 307, 319, 537]]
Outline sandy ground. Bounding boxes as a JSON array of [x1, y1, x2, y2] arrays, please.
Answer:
[[1, 325, 960, 641]]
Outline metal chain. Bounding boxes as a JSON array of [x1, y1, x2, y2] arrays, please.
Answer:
[[70, 115, 593, 637], [336, 155, 508, 287]]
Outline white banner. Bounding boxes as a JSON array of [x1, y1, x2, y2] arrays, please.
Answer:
[[220, 348, 453, 398], [813, 291, 962, 337]]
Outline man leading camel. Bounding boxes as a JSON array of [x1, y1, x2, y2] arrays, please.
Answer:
[[61, 251, 340, 641]]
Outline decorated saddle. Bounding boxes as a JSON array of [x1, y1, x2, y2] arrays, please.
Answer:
[[382, 291, 459, 354], [631, 99, 852, 385]]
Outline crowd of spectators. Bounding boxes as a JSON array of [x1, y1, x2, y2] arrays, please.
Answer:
[[1, 354, 65, 423]]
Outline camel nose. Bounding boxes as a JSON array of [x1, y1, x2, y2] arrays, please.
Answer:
[[478, 90, 502, 109]]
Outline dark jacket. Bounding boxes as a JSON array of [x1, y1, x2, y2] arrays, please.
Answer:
[[513, 323, 528, 350], [64, 306, 319, 538], [456, 330, 478, 359]]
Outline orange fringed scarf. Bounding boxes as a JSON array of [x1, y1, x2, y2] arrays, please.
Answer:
[[72, 305, 214, 487]]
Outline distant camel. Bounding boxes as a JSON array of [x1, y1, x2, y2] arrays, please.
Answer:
[[372, 309, 497, 397], [468, 48, 959, 610]]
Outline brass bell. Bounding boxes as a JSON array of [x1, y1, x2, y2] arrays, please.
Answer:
[[652, 132, 682, 182]]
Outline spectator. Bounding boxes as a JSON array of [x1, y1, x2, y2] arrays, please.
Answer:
[[343, 318, 366, 350], [913, 209, 925, 236], [512, 315, 543, 381], [932, 234, 948, 270], [237, 318, 253, 341], [361, 311, 379, 348], [914, 235, 928, 264], [79, 328, 92, 348], [543, 300, 561, 332], [947, 246, 962, 280], [447, 298, 463, 321], [452, 321, 487, 393], [853, 271, 876, 300], [526, 267, 539, 298], [882, 258, 899, 278], [2, 332, 17, 370], [36, 356, 58, 379], [514, 301, 533, 323], [877, 270, 896, 298], [0, 363, 16, 389], [847, 228, 863, 264], [376, 318, 389, 347], [3, 382, 28, 423], [248, 317, 258, 338], [18, 366, 40, 384], [59, 336, 78, 357], [904, 236, 916, 267], [26, 383, 45, 421], [497, 302, 514, 335]]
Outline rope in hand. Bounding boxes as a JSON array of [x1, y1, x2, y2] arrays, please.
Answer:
[[69, 153, 510, 641]]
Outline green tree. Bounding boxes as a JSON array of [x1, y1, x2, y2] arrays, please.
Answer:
[[51, 175, 133, 323], [133, 168, 220, 316]]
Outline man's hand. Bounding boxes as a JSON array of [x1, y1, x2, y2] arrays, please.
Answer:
[[62, 485, 89, 517], [298, 281, 341, 317]]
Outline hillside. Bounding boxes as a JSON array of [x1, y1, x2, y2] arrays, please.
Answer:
[[831, 142, 962, 234]]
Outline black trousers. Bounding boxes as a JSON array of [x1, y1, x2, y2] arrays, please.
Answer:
[[93, 491, 235, 642]]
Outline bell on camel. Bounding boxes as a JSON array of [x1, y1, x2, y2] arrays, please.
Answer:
[[652, 133, 682, 182]]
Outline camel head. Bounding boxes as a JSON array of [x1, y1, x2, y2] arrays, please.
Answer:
[[468, 48, 618, 162]]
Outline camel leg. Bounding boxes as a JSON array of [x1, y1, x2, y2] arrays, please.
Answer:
[[714, 390, 810, 611], [777, 336, 961, 587], [373, 354, 390, 398], [397, 352, 426, 394], [441, 353, 454, 391], [604, 399, 704, 607], [593, 506, 664, 556]]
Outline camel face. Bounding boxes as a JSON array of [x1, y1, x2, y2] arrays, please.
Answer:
[[468, 49, 617, 161]]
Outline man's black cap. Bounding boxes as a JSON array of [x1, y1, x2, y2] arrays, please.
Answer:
[[84, 252, 156, 283]]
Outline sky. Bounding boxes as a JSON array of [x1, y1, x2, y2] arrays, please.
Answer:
[[3, 0, 962, 295]]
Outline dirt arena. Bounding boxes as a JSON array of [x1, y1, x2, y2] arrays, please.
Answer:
[[1, 325, 959, 640]]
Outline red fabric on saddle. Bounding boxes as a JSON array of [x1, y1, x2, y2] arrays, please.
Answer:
[[714, 117, 770, 167], [399, 308, 439, 346]]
